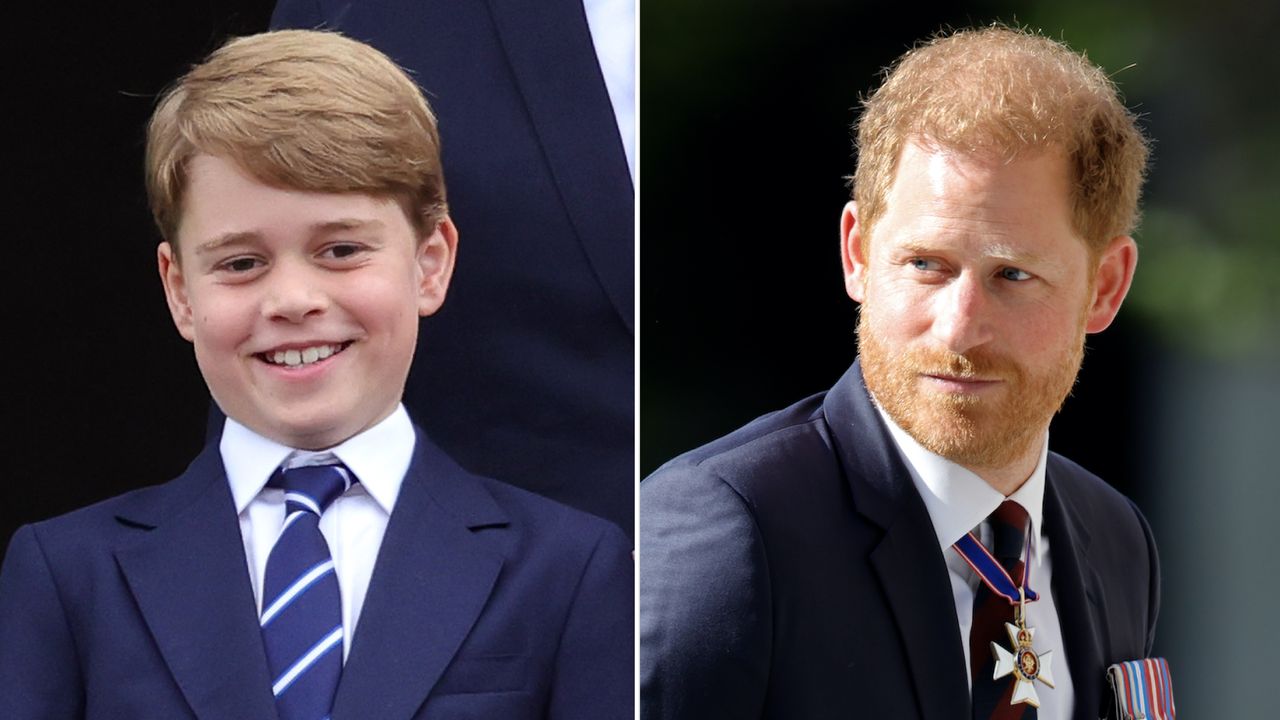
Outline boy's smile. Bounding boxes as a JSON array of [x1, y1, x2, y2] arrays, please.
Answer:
[[158, 154, 456, 450]]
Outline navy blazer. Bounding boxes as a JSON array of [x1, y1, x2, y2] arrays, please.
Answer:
[[269, 0, 635, 535], [0, 428, 633, 719], [640, 360, 1159, 720]]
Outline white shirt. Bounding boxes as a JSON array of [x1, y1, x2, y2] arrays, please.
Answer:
[[221, 405, 416, 660], [582, 0, 636, 184], [874, 402, 1075, 719]]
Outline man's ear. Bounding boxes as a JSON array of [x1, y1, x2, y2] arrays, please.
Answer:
[[157, 242, 196, 342], [1085, 235, 1138, 333], [417, 216, 459, 317], [840, 201, 869, 303]]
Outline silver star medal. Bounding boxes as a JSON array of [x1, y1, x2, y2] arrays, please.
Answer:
[[990, 592, 1055, 707]]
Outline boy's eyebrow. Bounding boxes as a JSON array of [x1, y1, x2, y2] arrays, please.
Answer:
[[310, 218, 387, 234], [193, 231, 258, 256], [191, 219, 388, 255]]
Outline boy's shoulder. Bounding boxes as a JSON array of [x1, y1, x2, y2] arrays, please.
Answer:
[[15, 442, 225, 555], [408, 427, 631, 556]]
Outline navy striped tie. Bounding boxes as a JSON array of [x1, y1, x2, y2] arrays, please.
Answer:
[[261, 462, 353, 720]]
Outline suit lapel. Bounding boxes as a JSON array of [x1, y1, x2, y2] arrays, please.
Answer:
[[1043, 465, 1108, 720], [869, 508, 972, 720], [331, 430, 507, 719], [824, 361, 970, 720], [114, 445, 279, 720], [484, 0, 634, 333]]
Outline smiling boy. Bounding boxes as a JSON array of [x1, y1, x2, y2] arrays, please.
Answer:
[[157, 153, 448, 451], [0, 30, 632, 720]]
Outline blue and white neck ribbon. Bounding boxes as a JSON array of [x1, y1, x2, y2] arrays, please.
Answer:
[[952, 526, 1039, 606]]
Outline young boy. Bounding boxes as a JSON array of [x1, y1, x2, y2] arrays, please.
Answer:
[[0, 30, 632, 720]]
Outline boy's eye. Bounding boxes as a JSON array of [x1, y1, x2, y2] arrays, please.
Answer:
[[323, 243, 364, 259], [220, 257, 262, 273], [999, 267, 1033, 282]]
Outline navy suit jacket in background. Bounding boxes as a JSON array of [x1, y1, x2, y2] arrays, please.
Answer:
[[0, 427, 633, 719], [640, 360, 1160, 720], [269, 0, 635, 535]]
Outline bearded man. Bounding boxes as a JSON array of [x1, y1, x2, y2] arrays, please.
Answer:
[[641, 26, 1161, 720]]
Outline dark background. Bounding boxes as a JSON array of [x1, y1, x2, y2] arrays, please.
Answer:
[[4, 3, 275, 546], [641, 0, 1279, 716]]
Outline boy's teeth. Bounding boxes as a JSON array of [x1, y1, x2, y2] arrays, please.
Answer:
[[269, 344, 340, 367]]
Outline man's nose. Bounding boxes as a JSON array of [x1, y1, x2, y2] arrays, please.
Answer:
[[930, 272, 994, 355], [261, 262, 328, 322]]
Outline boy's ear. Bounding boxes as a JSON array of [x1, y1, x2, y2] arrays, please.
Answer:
[[416, 216, 458, 317], [157, 242, 196, 342], [840, 201, 869, 304]]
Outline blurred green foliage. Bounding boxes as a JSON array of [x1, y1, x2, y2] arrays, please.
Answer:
[[1020, 2, 1280, 357]]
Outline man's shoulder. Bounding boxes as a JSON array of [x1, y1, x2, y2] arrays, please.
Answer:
[[1046, 450, 1157, 565], [1046, 451, 1147, 522], [643, 390, 844, 501]]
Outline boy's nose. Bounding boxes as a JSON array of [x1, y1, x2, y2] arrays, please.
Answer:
[[261, 265, 328, 322], [930, 273, 994, 355]]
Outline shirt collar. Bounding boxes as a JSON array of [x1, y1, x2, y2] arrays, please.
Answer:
[[870, 398, 1047, 553], [221, 404, 415, 515]]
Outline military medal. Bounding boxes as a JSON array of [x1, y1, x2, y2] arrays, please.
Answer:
[[989, 588, 1055, 707], [953, 521, 1055, 708]]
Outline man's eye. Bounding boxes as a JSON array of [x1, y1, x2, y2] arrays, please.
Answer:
[[909, 258, 941, 271], [999, 267, 1033, 281]]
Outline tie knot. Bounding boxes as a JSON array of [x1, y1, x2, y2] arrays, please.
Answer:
[[269, 463, 353, 516], [989, 500, 1029, 566], [991, 499, 1029, 529]]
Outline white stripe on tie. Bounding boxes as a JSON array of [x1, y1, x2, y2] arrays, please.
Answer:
[[285, 491, 322, 515], [261, 560, 336, 626], [333, 466, 354, 492], [272, 625, 344, 697], [279, 510, 307, 535]]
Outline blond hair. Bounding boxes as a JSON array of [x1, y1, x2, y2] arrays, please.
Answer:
[[853, 25, 1148, 256], [146, 29, 446, 245]]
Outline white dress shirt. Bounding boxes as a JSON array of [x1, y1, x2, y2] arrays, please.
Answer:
[[582, 0, 636, 184], [221, 405, 416, 661], [874, 402, 1075, 719]]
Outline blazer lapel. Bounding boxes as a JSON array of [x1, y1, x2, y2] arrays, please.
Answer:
[[114, 445, 279, 720], [484, 0, 635, 333], [825, 361, 970, 720], [1043, 466, 1108, 720], [331, 431, 507, 719]]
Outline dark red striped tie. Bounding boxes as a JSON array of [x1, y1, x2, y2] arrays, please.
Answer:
[[970, 501, 1036, 719]]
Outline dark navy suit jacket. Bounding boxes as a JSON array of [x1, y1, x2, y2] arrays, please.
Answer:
[[640, 360, 1159, 720], [0, 428, 633, 719], [269, 0, 634, 535]]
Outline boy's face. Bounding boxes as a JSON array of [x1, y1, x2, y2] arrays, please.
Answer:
[[158, 154, 456, 450]]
